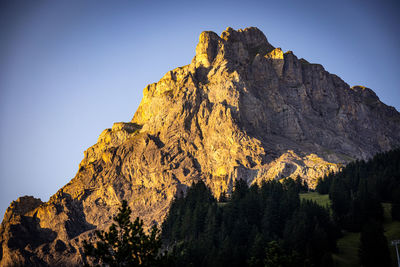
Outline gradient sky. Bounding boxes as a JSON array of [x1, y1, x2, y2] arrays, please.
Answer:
[[1, 0, 399, 220]]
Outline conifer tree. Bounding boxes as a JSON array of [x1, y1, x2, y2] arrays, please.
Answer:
[[83, 200, 164, 267], [359, 220, 391, 267], [391, 186, 400, 221]]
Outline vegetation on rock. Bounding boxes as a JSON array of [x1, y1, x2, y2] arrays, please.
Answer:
[[1, 26, 400, 266], [83, 200, 166, 267]]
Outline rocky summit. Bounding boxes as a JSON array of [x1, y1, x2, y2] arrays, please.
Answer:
[[1, 27, 399, 266]]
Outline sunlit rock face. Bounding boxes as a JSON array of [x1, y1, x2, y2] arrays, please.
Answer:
[[1, 27, 399, 266]]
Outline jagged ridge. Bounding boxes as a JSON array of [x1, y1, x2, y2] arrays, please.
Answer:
[[1, 27, 399, 266]]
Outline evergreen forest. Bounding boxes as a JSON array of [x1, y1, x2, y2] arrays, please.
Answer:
[[161, 148, 400, 267], [162, 179, 338, 266], [84, 149, 400, 266]]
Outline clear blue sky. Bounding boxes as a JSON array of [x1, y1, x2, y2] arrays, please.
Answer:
[[1, 0, 399, 220]]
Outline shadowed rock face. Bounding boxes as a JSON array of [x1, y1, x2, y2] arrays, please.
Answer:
[[1, 27, 399, 266]]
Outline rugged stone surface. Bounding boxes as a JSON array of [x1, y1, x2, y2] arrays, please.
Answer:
[[1, 27, 399, 266]]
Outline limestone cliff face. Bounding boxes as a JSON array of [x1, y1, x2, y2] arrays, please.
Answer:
[[1, 27, 399, 266]]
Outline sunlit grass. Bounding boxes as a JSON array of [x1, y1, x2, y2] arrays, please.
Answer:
[[299, 191, 330, 209]]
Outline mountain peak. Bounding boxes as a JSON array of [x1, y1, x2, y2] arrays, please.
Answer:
[[194, 27, 275, 69], [1, 27, 399, 266], [195, 31, 220, 68], [221, 26, 271, 48]]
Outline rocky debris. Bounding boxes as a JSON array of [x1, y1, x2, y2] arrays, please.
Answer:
[[1, 27, 399, 266]]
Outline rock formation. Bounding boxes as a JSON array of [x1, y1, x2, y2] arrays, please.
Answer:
[[1, 27, 399, 266]]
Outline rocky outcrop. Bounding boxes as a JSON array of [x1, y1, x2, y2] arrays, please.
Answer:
[[1, 27, 399, 266]]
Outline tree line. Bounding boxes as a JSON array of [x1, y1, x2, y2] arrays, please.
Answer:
[[316, 148, 400, 229], [83, 148, 399, 266], [161, 178, 339, 267], [316, 148, 400, 267]]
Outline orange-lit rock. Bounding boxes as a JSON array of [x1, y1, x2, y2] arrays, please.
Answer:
[[1, 27, 399, 266]]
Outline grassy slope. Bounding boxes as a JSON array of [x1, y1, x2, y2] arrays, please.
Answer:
[[299, 193, 400, 267], [299, 192, 330, 208]]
